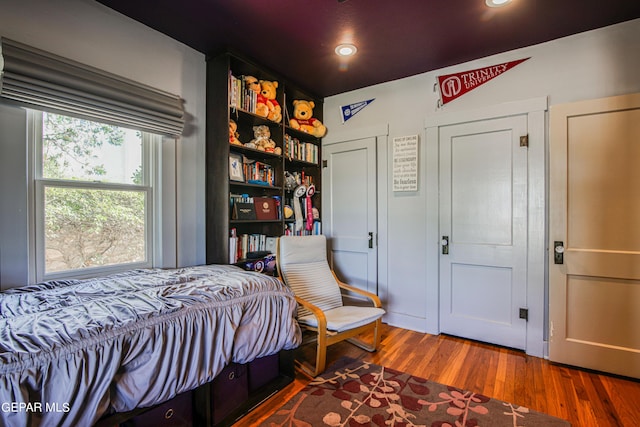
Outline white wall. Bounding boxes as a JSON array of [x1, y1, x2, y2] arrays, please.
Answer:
[[0, 0, 207, 287], [323, 19, 640, 353], [1, 0, 638, 353]]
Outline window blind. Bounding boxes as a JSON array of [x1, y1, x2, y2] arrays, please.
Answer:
[[0, 38, 184, 137]]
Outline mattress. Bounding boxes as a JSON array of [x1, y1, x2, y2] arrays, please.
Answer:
[[0, 265, 302, 427]]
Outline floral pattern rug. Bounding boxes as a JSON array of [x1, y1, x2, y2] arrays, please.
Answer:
[[261, 359, 571, 427]]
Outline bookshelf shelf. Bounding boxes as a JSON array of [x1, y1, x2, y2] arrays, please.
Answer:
[[230, 219, 282, 224], [285, 158, 319, 167], [229, 182, 283, 191], [231, 145, 282, 159], [206, 52, 323, 264]]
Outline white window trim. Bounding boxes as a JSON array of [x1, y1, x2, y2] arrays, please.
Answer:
[[27, 110, 162, 282]]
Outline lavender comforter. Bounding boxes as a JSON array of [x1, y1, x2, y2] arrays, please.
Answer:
[[0, 265, 301, 427]]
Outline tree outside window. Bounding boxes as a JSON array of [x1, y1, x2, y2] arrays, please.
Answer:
[[38, 112, 150, 274]]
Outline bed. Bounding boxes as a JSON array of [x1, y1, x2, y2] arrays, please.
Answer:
[[0, 264, 302, 427]]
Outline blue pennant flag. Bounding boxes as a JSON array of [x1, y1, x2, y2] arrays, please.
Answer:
[[340, 98, 375, 123]]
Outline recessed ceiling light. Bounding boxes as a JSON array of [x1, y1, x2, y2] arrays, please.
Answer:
[[335, 43, 357, 57], [485, 0, 511, 7]]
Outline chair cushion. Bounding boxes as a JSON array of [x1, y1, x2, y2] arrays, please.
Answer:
[[298, 305, 385, 332], [278, 235, 329, 265]]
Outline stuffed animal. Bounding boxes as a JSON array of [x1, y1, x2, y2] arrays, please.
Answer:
[[229, 119, 242, 145], [289, 100, 327, 138], [249, 125, 282, 154], [244, 75, 269, 118], [243, 75, 260, 95], [259, 80, 282, 123]]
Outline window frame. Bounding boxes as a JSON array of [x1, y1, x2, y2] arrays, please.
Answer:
[[28, 110, 160, 282]]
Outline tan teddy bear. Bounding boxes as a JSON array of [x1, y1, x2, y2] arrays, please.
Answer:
[[229, 120, 242, 145], [259, 80, 282, 123], [289, 100, 327, 138], [249, 125, 282, 154]]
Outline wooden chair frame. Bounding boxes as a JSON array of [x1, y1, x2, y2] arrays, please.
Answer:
[[279, 267, 383, 377]]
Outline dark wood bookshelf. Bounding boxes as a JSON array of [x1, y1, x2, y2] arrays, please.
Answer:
[[206, 52, 323, 264]]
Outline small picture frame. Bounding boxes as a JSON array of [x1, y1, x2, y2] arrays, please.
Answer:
[[229, 153, 245, 182]]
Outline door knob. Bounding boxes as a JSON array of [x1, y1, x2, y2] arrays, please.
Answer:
[[554, 241, 564, 264], [368, 232, 374, 249], [442, 236, 449, 255]]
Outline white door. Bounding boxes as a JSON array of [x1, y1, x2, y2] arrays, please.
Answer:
[[549, 93, 640, 379], [439, 115, 529, 350], [322, 137, 377, 294]]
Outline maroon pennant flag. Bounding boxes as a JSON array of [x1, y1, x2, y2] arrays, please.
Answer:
[[437, 58, 530, 105]]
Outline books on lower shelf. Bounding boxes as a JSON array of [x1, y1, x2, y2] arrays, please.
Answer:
[[229, 229, 277, 263], [244, 160, 276, 186], [284, 221, 321, 236]]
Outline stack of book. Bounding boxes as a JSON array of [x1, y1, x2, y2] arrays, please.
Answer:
[[229, 229, 277, 263], [228, 72, 258, 113], [285, 134, 318, 164], [284, 222, 322, 236], [244, 160, 275, 186]]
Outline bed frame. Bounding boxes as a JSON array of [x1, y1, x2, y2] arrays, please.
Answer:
[[0, 265, 300, 427], [95, 350, 294, 427]]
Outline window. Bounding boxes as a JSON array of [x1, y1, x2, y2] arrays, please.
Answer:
[[31, 111, 159, 280]]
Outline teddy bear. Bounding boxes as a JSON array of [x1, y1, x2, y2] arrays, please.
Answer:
[[229, 119, 242, 145], [249, 125, 282, 155], [289, 100, 327, 138], [259, 80, 282, 123], [244, 75, 269, 118]]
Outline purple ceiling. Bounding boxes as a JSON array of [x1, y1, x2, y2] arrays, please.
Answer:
[[96, 0, 640, 97]]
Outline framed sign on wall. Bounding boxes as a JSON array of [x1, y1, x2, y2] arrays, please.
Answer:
[[392, 135, 418, 192]]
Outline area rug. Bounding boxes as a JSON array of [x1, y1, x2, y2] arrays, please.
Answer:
[[261, 359, 570, 426]]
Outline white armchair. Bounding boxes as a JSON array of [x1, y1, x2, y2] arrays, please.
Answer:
[[277, 235, 385, 376]]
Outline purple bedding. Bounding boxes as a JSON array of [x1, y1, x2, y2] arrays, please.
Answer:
[[0, 265, 301, 427]]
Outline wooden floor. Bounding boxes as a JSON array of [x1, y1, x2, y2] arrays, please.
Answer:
[[235, 323, 640, 426]]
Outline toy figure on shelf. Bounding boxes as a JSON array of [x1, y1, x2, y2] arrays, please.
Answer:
[[289, 99, 327, 138], [249, 125, 282, 155], [229, 119, 242, 145], [259, 80, 282, 123]]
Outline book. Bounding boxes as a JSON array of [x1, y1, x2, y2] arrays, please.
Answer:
[[265, 236, 277, 254], [233, 233, 276, 260], [253, 197, 278, 220], [233, 202, 256, 220]]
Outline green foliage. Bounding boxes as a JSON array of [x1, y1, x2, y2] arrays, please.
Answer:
[[41, 113, 147, 272], [45, 187, 145, 271], [42, 113, 125, 179], [131, 166, 143, 185]]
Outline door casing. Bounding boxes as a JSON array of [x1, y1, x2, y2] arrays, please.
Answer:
[[425, 97, 548, 357], [323, 137, 378, 296], [438, 114, 529, 350], [548, 93, 640, 379]]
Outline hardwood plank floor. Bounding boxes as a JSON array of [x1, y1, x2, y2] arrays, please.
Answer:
[[235, 324, 640, 426]]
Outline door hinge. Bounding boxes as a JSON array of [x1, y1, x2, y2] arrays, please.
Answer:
[[519, 308, 529, 321], [322, 160, 328, 168], [520, 135, 529, 147]]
